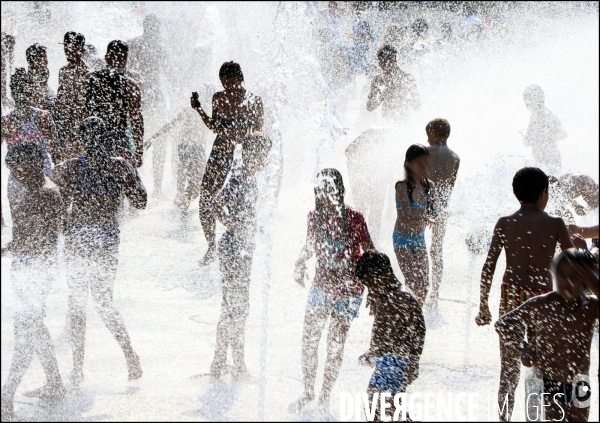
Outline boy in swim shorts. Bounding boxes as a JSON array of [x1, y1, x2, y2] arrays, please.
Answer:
[[475, 167, 573, 421], [495, 248, 598, 422], [356, 250, 426, 421]]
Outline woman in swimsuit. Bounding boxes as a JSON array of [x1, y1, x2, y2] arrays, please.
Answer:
[[191, 61, 263, 265], [394, 144, 438, 307]]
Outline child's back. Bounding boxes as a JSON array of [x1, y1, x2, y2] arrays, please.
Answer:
[[427, 144, 459, 202]]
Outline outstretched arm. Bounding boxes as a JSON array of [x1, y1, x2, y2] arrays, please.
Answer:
[[366, 77, 382, 112], [145, 109, 187, 149], [476, 220, 505, 325]]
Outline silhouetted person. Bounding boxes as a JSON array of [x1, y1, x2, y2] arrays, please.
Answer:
[[25, 43, 54, 110]]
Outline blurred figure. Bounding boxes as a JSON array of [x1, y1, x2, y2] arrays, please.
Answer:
[[409, 18, 430, 58], [434, 22, 454, 50], [1, 32, 15, 110], [52, 32, 93, 164], [210, 133, 271, 378], [145, 84, 214, 218], [1, 69, 57, 175], [82, 43, 104, 72], [128, 14, 169, 198], [522, 84, 567, 175], [25, 43, 54, 110], [348, 9, 375, 76], [191, 61, 263, 266], [0, 142, 65, 421], [547, 172, 598, 225], [52, 117, 146, 386], [84, 40, 144, 167], [425, 119, 460, 310]]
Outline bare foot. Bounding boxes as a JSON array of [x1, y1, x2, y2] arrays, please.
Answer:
[[288, 391, 315, 413], [24, 383, 66, 399], [127, 353, 143, 381], [199, 248, 216, 266]]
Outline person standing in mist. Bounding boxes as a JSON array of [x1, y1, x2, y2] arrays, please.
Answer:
[[191, 61, 263, 266], [522, 84, 567, 175]]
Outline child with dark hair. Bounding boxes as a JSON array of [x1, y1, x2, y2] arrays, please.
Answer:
[[209, 132, 272, 378], [425, 118, 460, 310], [355, 250, 426, 421], [1, 141, 65, 421], [475, 166, 574, 421], [25, 43, 54, 110], [394, 144, 438, 307], [289, 168, 375, 414], [191, 61, 264, 265], [367, 45, 419, 122], [52, 117, 146, 386], [495, 248, 598, 422]]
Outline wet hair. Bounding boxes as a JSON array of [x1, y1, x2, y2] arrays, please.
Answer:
[[79, 117, 107, 153], [243, 132, 272, 171], [1, 32, 15, 50], [5, 141, 44, 170], [383, 24, 407, 45], [106, 40, 129, 62], [63, 31, 85, 46], [523, 84, 545, 106], [355, 250, 394, 284], [25, 43, 47, 66], [412, 18, 429, 37], [552, 248, 597, 276], [10, 68, 32, 95], [426, 118, 451, 138], [314, 168, 349, 245], [219, 61, 244, 81], [512, 167, 548, 204], [377, 45, 397, 61], [399, 144, 433, 215]]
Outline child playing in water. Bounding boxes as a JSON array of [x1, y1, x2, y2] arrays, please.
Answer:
[[394, 144, 439, 307], [290, 168, 375, 414], [522, 85, 567, 175], [475, 167, 574, 421], [355, 250, 426, 421], [425, 118, 460, 310], [1, 142, 65, 421], [209, 132, 271, 378], [495, 248, 598, 422]]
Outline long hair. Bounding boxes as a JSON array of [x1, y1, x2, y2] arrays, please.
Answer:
[[401, 144, 433, 216], [314, 168, 349, 244]]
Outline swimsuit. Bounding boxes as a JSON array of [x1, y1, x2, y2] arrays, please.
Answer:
[[500, 283, 553, 314], [307, 285, 363, 319], [369, 355, 410, 393], [393, 198, 427, 250]]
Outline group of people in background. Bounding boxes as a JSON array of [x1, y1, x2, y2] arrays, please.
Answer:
[[1, 4, 599, 423]]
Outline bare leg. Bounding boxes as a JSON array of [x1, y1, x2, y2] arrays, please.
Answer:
[[395, 247, 429, 307], [497, 326, 524, 421], [429, 220, 447, 309], [67, 258, 89, 386], [288, 305, 329, 413], [210, 317, 229, 376], [90, 252, 141, 380], [319, 312, 351, 410], [152, 136, 167, 198]]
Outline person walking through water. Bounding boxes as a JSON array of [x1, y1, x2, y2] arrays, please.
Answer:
[[210, 132, 271, 378], [521, 84, 567, 175], [191, 61, 263, 265], [393, 144, 439, 307], [52, 32, 93, 164], [1, 142, 65, 421], [52, 117, 146, 386], [84, 40, 144, 168], [289, 168, 375, 414], [127, 14, 169, 198]]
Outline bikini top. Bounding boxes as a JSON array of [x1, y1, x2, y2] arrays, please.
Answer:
[[395, 199, 427, 209]]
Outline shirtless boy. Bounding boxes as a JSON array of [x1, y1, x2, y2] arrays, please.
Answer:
[[425, 118, 460, 310], [1, 142, 65, 421], [355, 250, 426, 421], [475, 167, 574, 421], [495, 248, 598, 422], [52, 117, 146, 385]]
